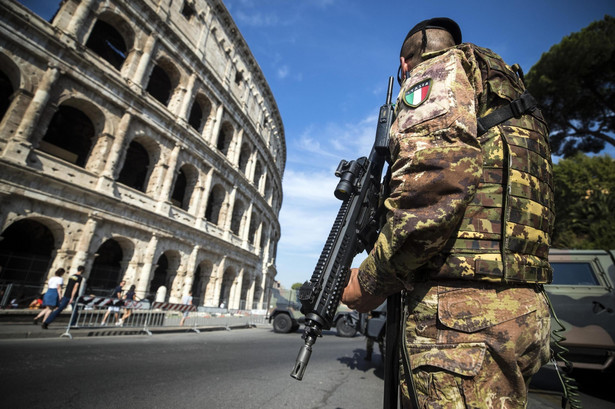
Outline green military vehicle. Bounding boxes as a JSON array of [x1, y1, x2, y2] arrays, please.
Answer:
[[266, 288, 357, 337], [356, 249, 615, 373]]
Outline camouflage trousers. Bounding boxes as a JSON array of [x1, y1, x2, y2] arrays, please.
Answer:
[[400, 280, 551, 409]]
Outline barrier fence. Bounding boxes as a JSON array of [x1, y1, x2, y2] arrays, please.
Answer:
[[60, 295, 268, 339]]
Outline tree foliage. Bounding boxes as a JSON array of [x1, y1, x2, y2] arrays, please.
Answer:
[[291, 282, 303, 290], [526, 15, 615, 158], [552, 154, 615, 249]]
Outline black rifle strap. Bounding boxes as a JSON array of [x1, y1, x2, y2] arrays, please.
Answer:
[[383, 294, 401, 408], [399, 294, 420, 409], [477, 91, 537, 136]]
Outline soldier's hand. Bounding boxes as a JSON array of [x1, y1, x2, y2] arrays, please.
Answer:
[[342, 268, 387, 313]]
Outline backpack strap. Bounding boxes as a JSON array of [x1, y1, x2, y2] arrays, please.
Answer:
[[477, 90, 538, 136]]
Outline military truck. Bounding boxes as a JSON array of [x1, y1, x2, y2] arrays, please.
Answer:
[[266, 288, 357, 337], [357, 249, 615, 373]]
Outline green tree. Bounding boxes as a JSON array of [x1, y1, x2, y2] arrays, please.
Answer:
[[526, 15, 615, 158], [291, 282, 303, 290], [552, 154, 615, 248]]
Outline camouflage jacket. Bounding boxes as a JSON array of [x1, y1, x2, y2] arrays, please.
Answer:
[[358, 43, 555, 296]]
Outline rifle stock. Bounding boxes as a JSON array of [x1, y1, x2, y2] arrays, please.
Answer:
[[290, 77, 395, 381]]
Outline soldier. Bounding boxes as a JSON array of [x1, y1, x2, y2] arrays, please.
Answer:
[[342, 18, 554, 408]]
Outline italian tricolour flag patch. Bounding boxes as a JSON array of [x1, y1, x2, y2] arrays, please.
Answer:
[[403, 79, 432, 108]]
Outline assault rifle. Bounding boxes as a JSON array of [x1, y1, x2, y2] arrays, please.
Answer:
[[290, 77, 395, 381]]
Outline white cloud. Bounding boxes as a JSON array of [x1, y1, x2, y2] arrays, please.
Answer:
[[277, 65, 289, 79]]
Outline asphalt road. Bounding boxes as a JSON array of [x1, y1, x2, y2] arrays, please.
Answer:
[[0, 327, 612, 409]]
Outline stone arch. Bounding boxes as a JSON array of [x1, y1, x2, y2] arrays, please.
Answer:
[[117, 134, 160, 192], [253, 158, 263, 189], [216, 121, 234, 157], [0, 218, 61, 301], [230, 198, 245, 236], [205, 183, 226, 226], [38, 102, 100, 168], [239, 272, 252, 310], [219, 266, 235, 308], [149, 249, 181, 301], [146, 56, 180, 106], [191, 259, 213, 306], [0, 53, 20, 122], [87, 237, 134, 294], [188, 92, 212, 133], [237, 142, 251, 175], [171, 163, 199, 211], [85, 13, 133, 70], [248, 210, 259, 245]]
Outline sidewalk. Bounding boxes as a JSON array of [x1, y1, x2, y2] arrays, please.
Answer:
[[0, 308, 266, 340]]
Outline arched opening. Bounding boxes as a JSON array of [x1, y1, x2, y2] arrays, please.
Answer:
[[150, 253, 168, 300], [117, 140, 149, 192], [219, 267, 234, 308], [205, 184, 225, 226], [230, 200, 245, 236], [240, 275, 251, 310], [170, 168, 187, 208], [88, 239, 124, 295], [188, 100, 203, 131], [238, 143, 251, 174], [146, 65, 172, 105], [253, 160, 263, 189], [248, 212, 259, 245], [39, 105, 95, 167], [0, 219, 55, 305], [216, 123, 233, 156], [191, 261, 212, 307], [85, 19, 127, 70], [0, 69, 14, 121]]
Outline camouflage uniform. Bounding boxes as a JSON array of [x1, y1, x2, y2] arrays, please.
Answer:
[[357, 43, 555, 408]]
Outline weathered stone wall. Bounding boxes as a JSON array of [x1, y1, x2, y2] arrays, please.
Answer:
[[0, 0, 284, 310]]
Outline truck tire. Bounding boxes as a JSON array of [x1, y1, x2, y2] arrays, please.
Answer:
[[335, 316, 357, 337], [273, 313, 294, 333]]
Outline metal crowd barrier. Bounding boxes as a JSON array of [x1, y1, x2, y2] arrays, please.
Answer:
[[60, 295, 268, 339]]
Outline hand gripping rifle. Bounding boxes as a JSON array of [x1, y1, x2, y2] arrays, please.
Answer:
[[290, 77, 395, 381]]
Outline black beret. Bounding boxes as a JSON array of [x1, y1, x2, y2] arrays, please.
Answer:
[[400, 17, 462, 55]]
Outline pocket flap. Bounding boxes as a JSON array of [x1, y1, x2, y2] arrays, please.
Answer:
[[438, 287, 536, 333], [408, 342, 486, 377]]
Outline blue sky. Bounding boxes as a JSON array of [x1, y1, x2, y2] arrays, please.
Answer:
[[17, 0, 615, 289]]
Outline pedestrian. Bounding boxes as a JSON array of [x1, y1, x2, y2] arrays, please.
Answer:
[[342, 17, 554, 408], [101, 279, 125, 326], [29, 294, 44, 309], [179, 291, 193, 326], [42, 266, 85, 329], [34, 268, 65, 325], [118, 284, 138, 326]]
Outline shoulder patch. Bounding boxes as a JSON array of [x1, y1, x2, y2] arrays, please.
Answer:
[[403, 79, 432, 108]]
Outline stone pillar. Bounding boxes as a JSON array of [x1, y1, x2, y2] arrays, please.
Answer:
[[132, 34, 158, 90], [71, 212, 101, 272], [64, 0, 96, 39], [195, 168, 213, 228], [136, 234, 159, 298], [96, 111, 132, 192], [177, 73, 196, 121], [183, 245, 200, 297], [2, 66, 60, 164], [209, 104, 224, 145], [230, 268, 243, 310], [222, 186, 237, 239], [156, 144, 181, 212]]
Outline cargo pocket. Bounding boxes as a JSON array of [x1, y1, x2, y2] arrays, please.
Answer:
[[407, 343, 486, 407]]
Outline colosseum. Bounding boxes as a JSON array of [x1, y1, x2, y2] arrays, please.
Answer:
[[0, 0, 285, 311]]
